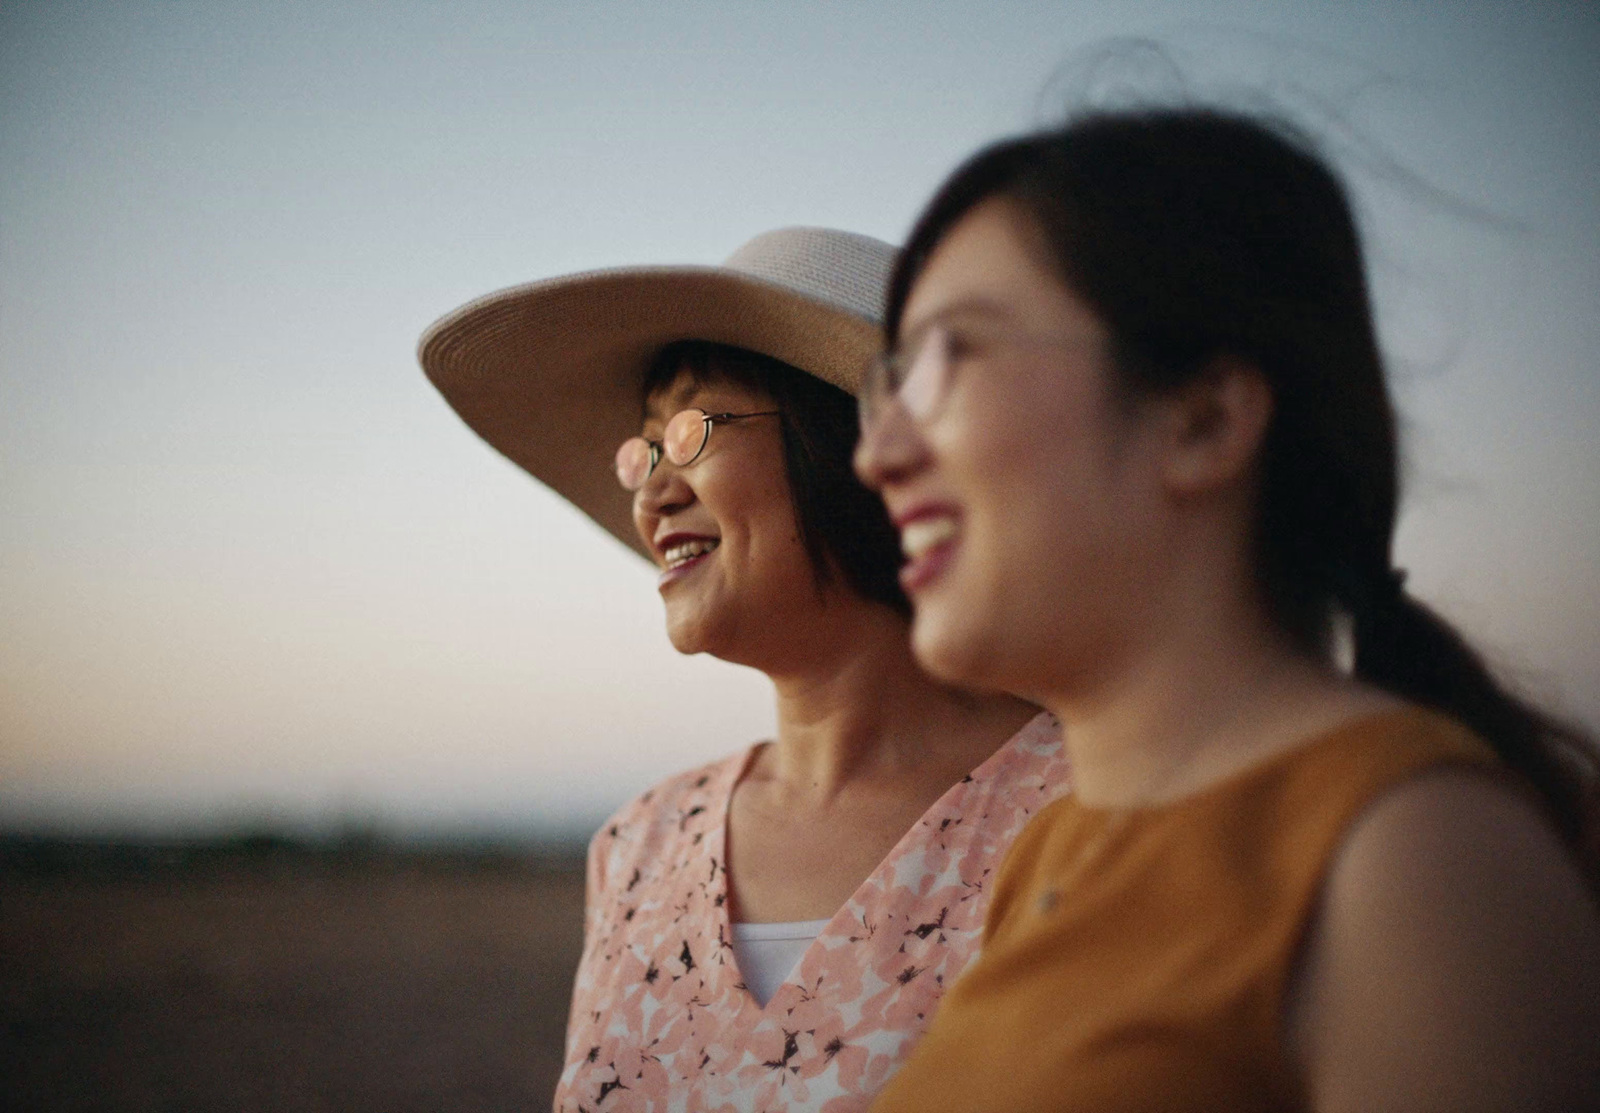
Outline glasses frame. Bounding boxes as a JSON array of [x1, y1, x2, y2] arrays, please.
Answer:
[[615, 407, 781, 491], [860, 325, 955, 433], [859, 322, 1108, 436]]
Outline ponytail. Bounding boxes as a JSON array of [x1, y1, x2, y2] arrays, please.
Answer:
[[1343, 565, 1600, 882]]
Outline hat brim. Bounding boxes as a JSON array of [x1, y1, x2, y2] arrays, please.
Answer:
[[419, 266, 880, 561]]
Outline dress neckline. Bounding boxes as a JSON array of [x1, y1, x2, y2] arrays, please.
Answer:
[[1059, 705, 1458, 822], [709, 710, 1059, 1013]]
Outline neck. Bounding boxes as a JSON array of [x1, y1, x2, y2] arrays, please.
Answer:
[[1038, 550, 1372, 809], [763, 603, 1038, 800]]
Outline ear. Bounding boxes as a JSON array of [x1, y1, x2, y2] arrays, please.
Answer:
[[1155, 355, 1273, 497]]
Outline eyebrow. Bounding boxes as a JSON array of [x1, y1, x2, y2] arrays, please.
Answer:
[[641, 395, 672, 424], [898, 297, 1019, 347], [641, 383, 751, 429], [641, 379, 702, 424]]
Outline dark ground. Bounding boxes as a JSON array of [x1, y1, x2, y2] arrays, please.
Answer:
[[0, 835, 589, 1112]]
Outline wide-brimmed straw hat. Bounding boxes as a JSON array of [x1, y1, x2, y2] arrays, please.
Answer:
[[418, 227, 896, 560]]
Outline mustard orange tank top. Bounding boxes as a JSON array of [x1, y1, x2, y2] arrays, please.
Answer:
[[869, 708, 1499, 1113]]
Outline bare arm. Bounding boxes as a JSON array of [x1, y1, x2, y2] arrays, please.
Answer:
[[1289, 770, 1600, 1113]]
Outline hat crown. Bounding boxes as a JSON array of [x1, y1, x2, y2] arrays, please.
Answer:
[[722, 227, 897, 326]]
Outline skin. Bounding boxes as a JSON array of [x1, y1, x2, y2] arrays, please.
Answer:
[[633, 370, 1037, 923], [855, 196, 1600, 1110]]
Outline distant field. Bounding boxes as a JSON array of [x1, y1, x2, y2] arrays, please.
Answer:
[[0, 838, 588, 1112]]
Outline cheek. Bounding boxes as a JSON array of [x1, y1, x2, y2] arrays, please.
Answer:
[[937, 368, 1152, 623], [631, 496, 653, 548], [701, 457, 806, 583], [750, 496, 813, 591], [936, 365, 1101, 528]]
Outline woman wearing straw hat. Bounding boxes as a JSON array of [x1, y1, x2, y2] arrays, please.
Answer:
[[418, 227, 1069, 1113]]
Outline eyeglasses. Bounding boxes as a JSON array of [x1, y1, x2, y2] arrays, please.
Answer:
[[859, 325, 958, 435], [859, 323, 1105, 436], [615, 407, 780, 491]]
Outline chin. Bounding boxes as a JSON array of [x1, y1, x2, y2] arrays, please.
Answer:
[[909, 603, 1002, 691], [663, 606, 736, 660], [665, 630, 702, 656], [665, 624, 717, 658], [662, 608, 706, 656]]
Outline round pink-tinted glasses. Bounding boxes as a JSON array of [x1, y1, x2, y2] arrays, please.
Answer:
[[615, 407, 780, 491]]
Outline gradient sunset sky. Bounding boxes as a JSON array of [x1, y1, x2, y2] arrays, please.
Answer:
[[2, 0, 1596, 837]]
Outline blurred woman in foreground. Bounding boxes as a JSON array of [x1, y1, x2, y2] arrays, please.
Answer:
[[419, 228, 1066, 1112], [855, 109, 1600, 1111]]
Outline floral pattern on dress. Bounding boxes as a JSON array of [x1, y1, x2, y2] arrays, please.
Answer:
[[555, 712, 1068, 1113]]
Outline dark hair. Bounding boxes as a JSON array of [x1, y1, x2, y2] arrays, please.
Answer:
[[889, 107, 1599, 873], [643, 340, 909, 617]]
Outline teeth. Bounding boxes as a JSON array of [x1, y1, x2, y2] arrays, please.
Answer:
[[900, 516, 957, 560], [662, 538, 719, 568]]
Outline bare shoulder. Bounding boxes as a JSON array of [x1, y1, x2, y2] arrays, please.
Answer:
[[1291, 768, 1600, 1113]]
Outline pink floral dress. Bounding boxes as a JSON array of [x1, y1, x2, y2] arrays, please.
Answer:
[[554, 712, 1068, 1113]]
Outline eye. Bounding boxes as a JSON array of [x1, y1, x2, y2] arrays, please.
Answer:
[[943, 328, 985, 363]]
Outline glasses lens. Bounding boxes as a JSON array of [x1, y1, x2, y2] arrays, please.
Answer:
[[663, 409, 708, 466], [899, 328, 948, 420], [615, 437, 653, 490], [859, 353, 893, 432]]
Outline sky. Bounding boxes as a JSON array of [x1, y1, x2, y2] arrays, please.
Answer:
[[2, 0, 1596, 839]]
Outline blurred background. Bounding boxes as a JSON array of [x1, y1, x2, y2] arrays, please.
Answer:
[[2, 0, 1596, 1108]]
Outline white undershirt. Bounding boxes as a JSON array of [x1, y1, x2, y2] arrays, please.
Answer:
[[730, 918, 832, 1006]]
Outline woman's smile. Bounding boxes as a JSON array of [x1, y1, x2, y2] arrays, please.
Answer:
[[895, 508, 961, 593], [656, 533, 721, 587]]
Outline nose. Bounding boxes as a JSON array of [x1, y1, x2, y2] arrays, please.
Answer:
[[854, 397, 930, 492], [633, 459, 695, 536]]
